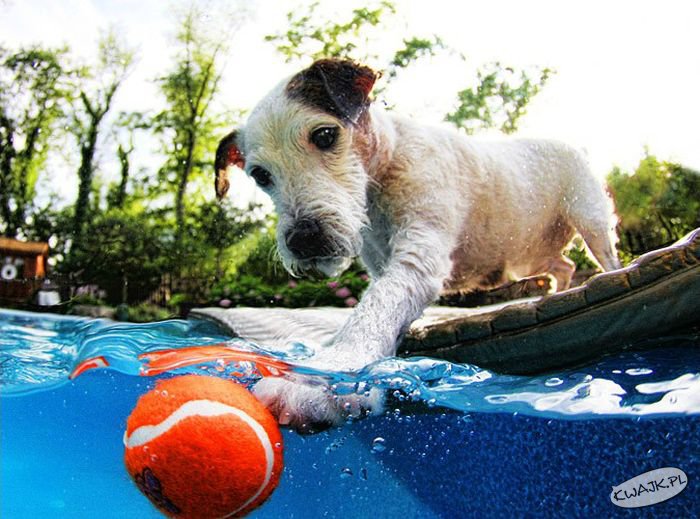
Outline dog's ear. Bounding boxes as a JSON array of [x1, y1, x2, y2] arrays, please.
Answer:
[[214, 130, 244, 199], [286, 59, 379, 123]]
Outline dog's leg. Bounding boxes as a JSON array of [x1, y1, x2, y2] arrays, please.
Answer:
[[577, 224, 622, 272], [253, 225, 453, 431], [546, 255, 576, 291], [566, 162, 621, 272]]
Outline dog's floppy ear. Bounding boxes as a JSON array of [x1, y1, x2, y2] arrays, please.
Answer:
[[214, 130, 244, 200], [286, 59, 379, 124]]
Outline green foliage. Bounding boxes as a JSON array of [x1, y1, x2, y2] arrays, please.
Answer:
[[266, 2, 549, 135], [445, 63, 552, 134], [235, 223, 289, 285], [0, 45, 69, 237], [70, 30, 134, 246], [59, 207, 171, 304], [265, 1, 396, 64], [153, 5, 231, 259], [387, 36, 444, 80], [565, 237, 598, 271], [264, 1, 444, 97], [125, 303, 174, 323], [211, 270, 369, 309], [608, 153, 700, 257]]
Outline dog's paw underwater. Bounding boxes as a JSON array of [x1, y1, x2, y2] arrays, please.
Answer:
[[252, 376, 384, 434]]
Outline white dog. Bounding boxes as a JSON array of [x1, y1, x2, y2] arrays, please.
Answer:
[[215, 59, 620, 432]]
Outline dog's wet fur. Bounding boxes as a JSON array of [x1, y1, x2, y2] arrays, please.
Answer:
[[215, 59, 620, 431]]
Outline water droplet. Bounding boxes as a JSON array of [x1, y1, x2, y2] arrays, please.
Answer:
[[274, 442, 282, 449], [161, 390, 168, 397], [545, 377, 563, 387], [340, 467, 353, 478], [150, 454, 158, 462]]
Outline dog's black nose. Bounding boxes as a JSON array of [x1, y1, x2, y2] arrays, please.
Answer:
[[285, 218, 327, 259]]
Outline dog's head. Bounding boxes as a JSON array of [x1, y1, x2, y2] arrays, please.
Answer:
[[215, 59, 379, 277]]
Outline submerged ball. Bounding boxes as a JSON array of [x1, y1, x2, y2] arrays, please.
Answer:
[[124, 375, 284, 518]]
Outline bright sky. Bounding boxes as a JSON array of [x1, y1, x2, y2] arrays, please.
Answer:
[[2, 0, 699, 207]]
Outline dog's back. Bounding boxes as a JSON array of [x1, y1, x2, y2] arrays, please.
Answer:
[[382, 114, 620, 291]]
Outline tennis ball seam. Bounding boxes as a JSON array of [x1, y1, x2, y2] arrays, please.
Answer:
[[125, 399, 274, 517]]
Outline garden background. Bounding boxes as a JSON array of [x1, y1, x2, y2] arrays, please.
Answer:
[[1, 1, 698, 321]]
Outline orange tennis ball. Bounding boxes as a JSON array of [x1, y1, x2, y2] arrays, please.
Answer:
[[124, 375, 284, 518]]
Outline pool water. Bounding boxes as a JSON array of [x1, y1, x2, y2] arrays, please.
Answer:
[[1, 308, 698, 517]]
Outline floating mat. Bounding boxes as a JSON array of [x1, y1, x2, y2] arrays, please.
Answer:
[[191, 228, 700, 374]]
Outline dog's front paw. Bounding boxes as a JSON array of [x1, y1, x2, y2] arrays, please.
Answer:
[[252, 377, 384, 434]]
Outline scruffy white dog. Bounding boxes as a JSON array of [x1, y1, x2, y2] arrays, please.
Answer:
[[215, 59, 620, 431]]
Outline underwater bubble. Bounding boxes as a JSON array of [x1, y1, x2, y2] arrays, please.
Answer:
[[625, 368, 653, 376], [371, 437, 386, 453], [544, 377, 563, 387], [340, 467, 353, 479]]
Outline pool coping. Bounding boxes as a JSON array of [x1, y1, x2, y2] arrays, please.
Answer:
[[191, 228, 700, 374]]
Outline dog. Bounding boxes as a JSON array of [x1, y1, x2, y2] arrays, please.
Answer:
[[215, 59, 620, 432]]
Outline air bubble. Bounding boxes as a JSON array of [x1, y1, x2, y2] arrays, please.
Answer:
[[340, 467, 353, 478], [371, 437, 386, 453]]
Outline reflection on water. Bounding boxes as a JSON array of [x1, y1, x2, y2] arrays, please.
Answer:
[[1, 308, 699, 420]]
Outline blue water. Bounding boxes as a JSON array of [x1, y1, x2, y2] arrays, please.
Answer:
[[1, 308, 699, 517]]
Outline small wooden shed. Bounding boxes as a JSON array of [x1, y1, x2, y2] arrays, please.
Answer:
[[0, 237, 50, 302]]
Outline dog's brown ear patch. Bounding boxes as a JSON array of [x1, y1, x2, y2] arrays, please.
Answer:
[[214, 130, 244, 199], [285, 59, 378, 123]]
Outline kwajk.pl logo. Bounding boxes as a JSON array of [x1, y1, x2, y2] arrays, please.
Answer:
[[610, 467, 688, 508]]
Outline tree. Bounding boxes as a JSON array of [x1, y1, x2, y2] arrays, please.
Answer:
[[153, 5, 230, 261], [265, 1, 443, 94], [107, 111, 148, 210], [608, 153, 700, 257], [445, 63, 551, 134], [0, 46, 68, 238], [196, 200, 264, 279], [63, 208, 171, 304], [266, 1, 396, 65], [70, 31, 134, 248], [266, 1, 550, 135]]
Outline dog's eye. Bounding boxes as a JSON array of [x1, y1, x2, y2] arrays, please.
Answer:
[[249, 166, 273, 188], [310, 126, 338, 150]]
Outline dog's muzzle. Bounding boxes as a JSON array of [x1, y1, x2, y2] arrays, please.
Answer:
[[285, 218, 335, 260]]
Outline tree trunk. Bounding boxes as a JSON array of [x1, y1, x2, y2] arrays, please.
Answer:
[[174, 127, 196, 256], [0, 116, 16, 237], [114, 143, 131, 209], [72, 122, 100, 246]]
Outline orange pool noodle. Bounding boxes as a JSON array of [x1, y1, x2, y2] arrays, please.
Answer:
[[124, 375, 284, 518]]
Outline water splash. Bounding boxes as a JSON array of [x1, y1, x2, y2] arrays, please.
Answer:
[[1, 309, 699, 419]]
